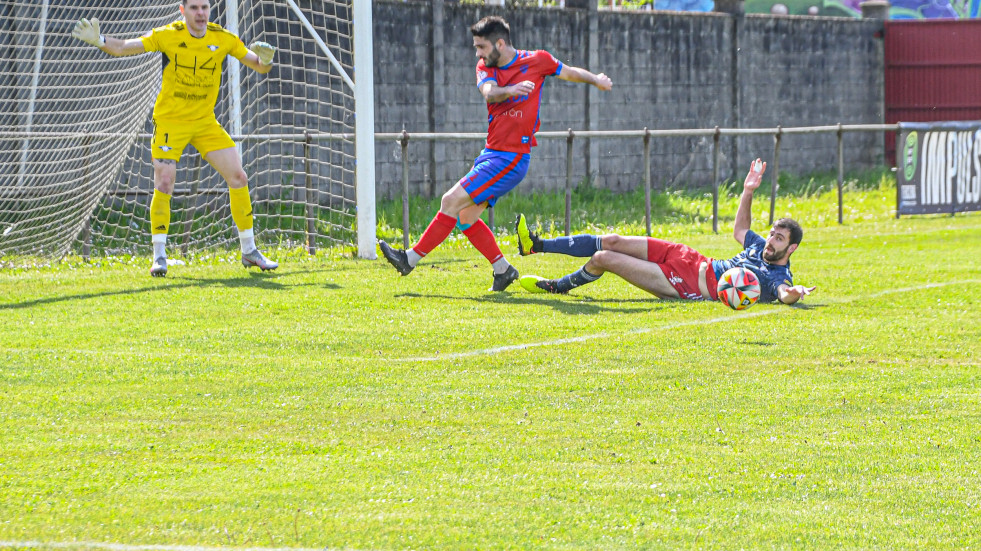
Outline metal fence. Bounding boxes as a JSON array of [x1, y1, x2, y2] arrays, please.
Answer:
[[2, 123, 900, 255], [381, 124, 900, 248]]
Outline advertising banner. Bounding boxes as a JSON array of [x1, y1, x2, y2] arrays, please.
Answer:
[[896, 122, 981, 216]]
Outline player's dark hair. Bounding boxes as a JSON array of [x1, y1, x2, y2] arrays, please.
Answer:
[[774, 218, 803, 245], [471, 16, 511, 46]]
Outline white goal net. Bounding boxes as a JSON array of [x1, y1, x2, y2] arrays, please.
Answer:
[[0, 0, 375, 261]]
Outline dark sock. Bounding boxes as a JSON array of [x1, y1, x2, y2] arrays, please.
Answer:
[[554, 266, 602, 293], [542, 234, 602, 257]]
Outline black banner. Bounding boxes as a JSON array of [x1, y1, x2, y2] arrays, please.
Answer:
[[897, 122, 981, 216]]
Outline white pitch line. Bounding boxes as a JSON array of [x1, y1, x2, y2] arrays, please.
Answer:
[[401, 309, 781, 362], [865, 280, 980, 299], [401, 279, 980, 362], [3, 281, 975, 365], [1, 281, 976, 551], [0, 542, 334, 551]]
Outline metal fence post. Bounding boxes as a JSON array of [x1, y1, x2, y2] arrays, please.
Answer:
[[643, 127, 651, 236], [565, 128, 574, 236], [80, 220, 91, 260], [304, 133, 317, 255], [401, 130, 410, 249], [181, 155, 202, 257], [770, 126, 782, 226], [837, 123, 844, 225], [6, 125, 906, 261], [712, 126, 720, 234], [81, 136, 92, 261], [895, 130, 902, 220]]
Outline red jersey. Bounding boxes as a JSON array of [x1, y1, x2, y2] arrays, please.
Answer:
[[476, 49, 563, 154]]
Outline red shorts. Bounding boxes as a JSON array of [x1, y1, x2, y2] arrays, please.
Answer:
[[646, 238, 718, 300]]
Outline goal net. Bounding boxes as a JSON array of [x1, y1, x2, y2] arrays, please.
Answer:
[[0, 0, 375, 262]]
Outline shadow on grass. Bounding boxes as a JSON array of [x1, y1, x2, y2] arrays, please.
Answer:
[[786, 302, 826, 311], [396, 291, 681, 315], [740, 340, 776, 347], [0, 267, 339, 310]]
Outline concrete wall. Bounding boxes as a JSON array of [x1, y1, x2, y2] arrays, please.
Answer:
[[372, 1, 885, 200], [736, 16, 885, 175], [0, 1, 884, 205]]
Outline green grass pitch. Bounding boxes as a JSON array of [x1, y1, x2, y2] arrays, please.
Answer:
[[2, 185, 980, 549]]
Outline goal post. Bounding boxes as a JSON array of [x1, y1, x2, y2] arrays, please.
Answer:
[[0, 0, 376, 261], [277, 0, 376, 260], [353, 0, 376, 260]]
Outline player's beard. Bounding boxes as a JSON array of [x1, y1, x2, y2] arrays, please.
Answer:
[[483, 45, 502, 68], [763, 243, 789, 263]]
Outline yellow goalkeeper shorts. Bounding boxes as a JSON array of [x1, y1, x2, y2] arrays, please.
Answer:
[[151, 117, 236, 161]]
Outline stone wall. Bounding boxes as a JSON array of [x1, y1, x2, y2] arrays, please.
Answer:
[[372, 1, 885, 199]]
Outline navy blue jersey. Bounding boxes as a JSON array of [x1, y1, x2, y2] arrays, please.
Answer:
[[712, 230, 793, 303]]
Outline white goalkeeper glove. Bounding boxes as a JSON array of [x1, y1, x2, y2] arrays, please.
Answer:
[[72, 18, 105, 48], [249, 41, 275, 66]]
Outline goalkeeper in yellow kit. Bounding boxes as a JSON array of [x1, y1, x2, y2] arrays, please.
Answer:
[[72, 0, 278, 276]]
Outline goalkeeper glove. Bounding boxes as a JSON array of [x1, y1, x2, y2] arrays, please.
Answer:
[[249, 41, 275, 66], [72, 18, 105, 48]]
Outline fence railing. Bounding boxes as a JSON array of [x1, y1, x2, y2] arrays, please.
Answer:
[[2, 123, 900, 253], [379, 124, 899, 248]]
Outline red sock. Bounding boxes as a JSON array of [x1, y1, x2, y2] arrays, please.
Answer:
[[412, 212, 457, 257], [463, 219, 504, 264]]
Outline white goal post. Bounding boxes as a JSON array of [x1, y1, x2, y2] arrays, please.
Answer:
[[0, 0, 376, 261], [352, 0, 376, 260]]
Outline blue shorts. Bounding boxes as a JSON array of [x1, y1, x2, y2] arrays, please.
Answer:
[[459, 148, 530, 207]]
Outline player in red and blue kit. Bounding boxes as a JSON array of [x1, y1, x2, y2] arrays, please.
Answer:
[[379, 15, 612, 291], [515, 159, 817, 305]]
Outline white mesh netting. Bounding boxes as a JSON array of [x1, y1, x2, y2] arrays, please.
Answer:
[[0, 0, 358, 260]]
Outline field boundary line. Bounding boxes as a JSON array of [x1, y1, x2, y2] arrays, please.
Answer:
[[402, 279, 979, 362], [402, 310, 781, 362], [2, 281, 976, 366], [1, 282, 977, 551], [865, 280, 980, 299]]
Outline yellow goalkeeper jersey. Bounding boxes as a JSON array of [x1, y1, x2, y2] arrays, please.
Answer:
[[141, 20, 249, 122]]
